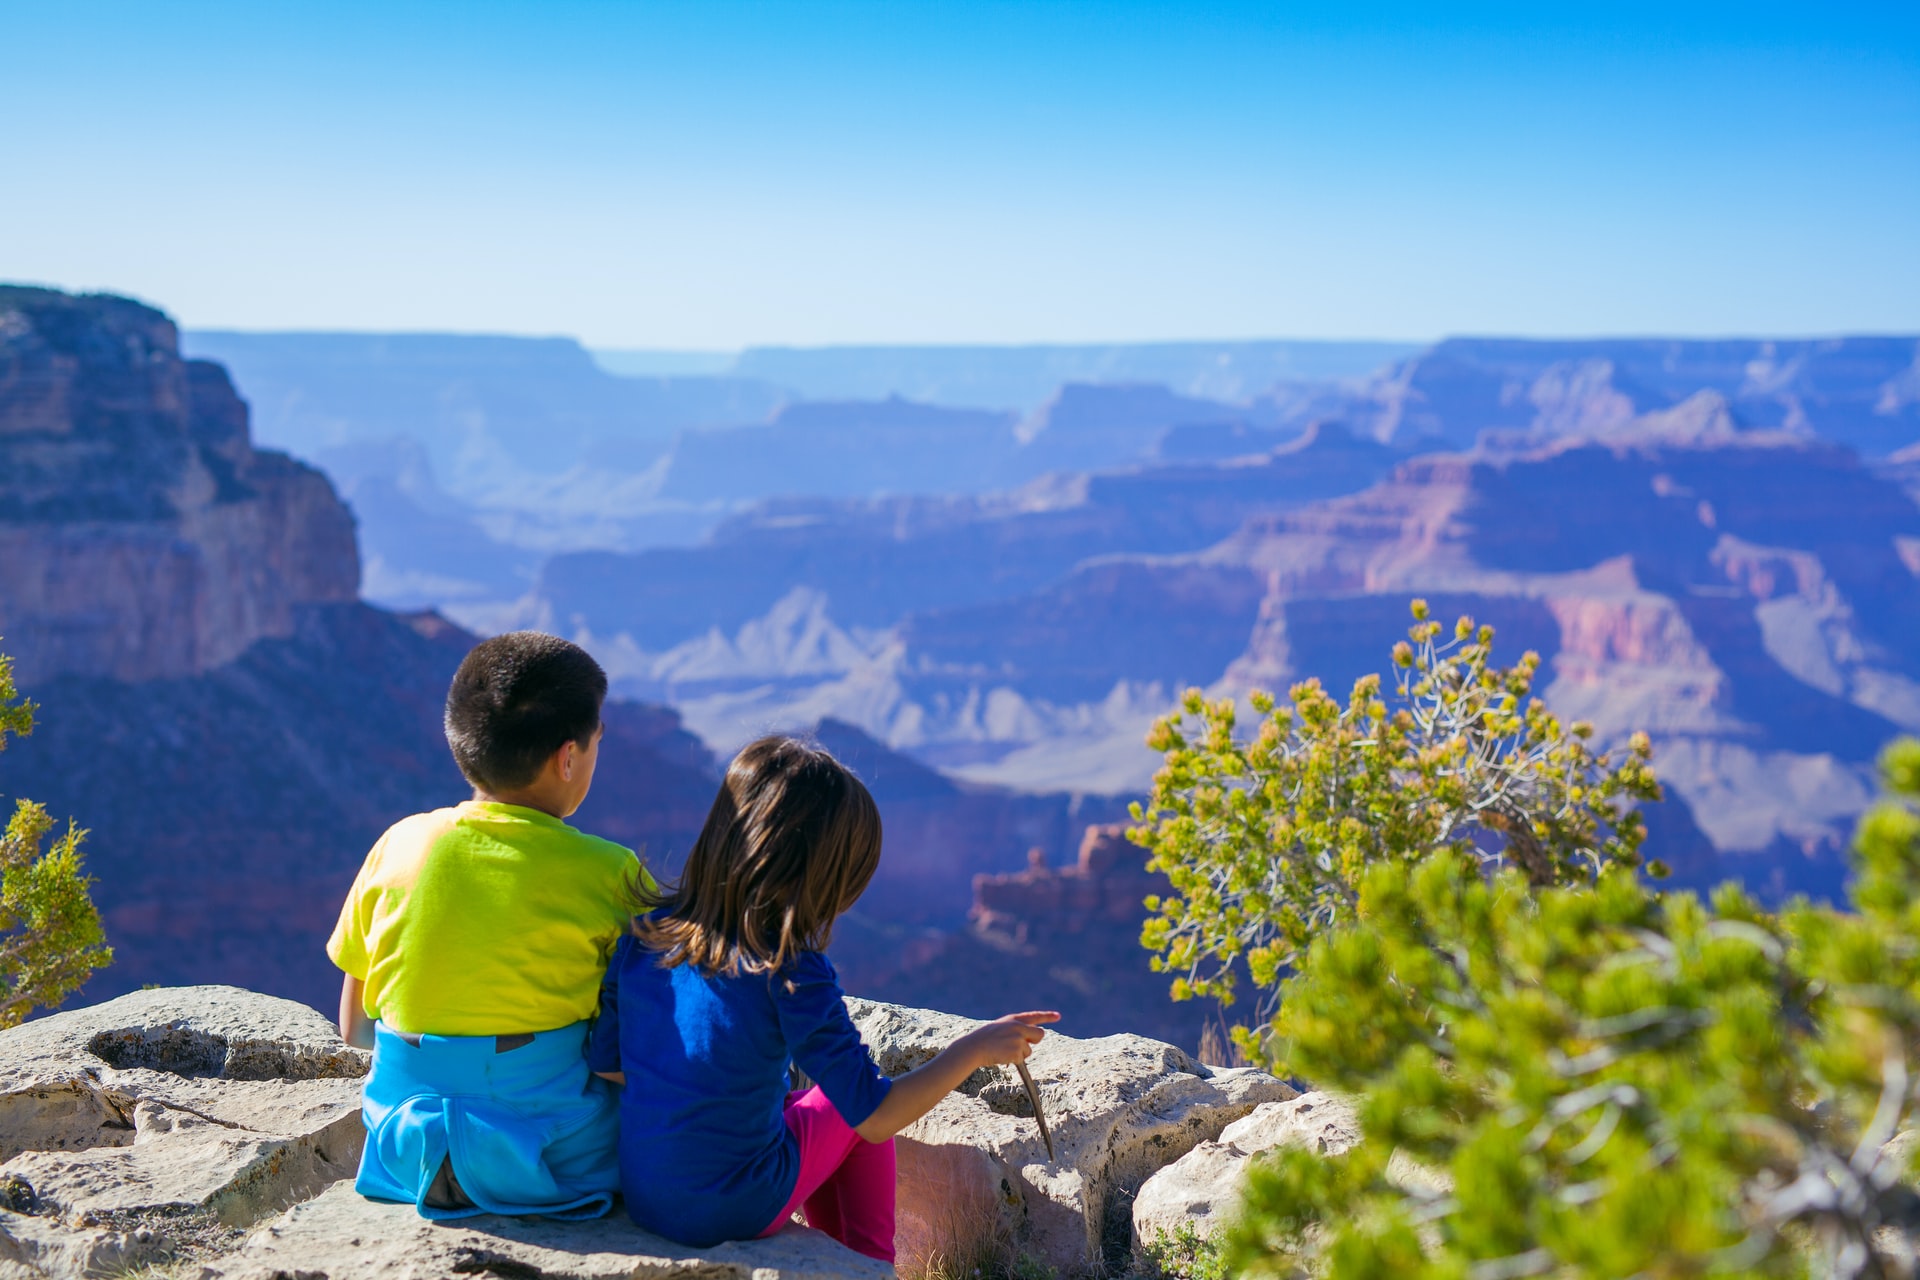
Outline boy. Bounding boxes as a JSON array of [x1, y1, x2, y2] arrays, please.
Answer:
[[327, 631, 648, 1219]]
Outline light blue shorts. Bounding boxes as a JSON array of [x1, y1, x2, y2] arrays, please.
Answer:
[[356, 1020, 620, 1220]]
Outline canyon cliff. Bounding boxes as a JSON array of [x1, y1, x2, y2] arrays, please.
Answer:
[[0, 288, 359, 683], [12, 286, 1918, 1035]]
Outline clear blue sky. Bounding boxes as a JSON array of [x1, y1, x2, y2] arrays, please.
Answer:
[[3, 2, 1915, 347]]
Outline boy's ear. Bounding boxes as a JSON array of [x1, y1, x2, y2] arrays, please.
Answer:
[[558, 739, 577, 782]]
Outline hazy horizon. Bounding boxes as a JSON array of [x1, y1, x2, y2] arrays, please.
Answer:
[[174, 326, 1920, 354]]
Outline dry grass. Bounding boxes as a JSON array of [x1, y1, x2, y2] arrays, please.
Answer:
[[1196, 1017, 1251, 1070], [897, 1187, 1061, 1280]]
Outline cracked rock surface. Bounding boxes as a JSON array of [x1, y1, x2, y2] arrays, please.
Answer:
[[0, 985, 367, 1278]]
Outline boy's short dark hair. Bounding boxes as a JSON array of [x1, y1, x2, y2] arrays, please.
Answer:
[[445, 632, 608, 793]]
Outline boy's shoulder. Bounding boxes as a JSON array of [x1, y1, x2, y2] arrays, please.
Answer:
[[374, 806, 634, 851], [560, 827, 641, 876], [514, 814, 643, 888], [374, 806, 467, 851]]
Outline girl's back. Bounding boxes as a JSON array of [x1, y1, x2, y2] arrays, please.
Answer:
[[588, 930, 889, 1247]]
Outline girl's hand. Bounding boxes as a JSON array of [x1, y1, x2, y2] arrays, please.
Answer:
[[854, 1011, 1062, 1142], [960, 1011, 1060, 1069]]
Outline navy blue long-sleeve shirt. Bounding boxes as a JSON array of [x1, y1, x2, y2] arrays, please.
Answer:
[[587, 930, 892, 1246]]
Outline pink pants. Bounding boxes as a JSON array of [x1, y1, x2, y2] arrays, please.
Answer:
[[760, 1087, 896, 1263]]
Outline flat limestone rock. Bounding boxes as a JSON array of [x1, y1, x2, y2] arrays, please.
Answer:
[[201, 1179, 895, 1280], [0, 986, 367, 1095], [0, 985, 367, 1274], [847, 999, 1295, 1276]]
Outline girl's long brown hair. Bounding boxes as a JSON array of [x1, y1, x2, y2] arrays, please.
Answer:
[[634, 735, 882, 977]]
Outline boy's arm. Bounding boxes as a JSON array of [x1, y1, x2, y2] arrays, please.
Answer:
[[338, 974, 376, 1049], [327, 830, 385, 1052], [587, 929, 627, 1086]]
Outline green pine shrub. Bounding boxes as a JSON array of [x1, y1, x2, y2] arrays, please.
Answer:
[[1221, 737, 1920, 1278], [0, 646, 111, 1027], [1140, 1222, 1229, 1280], [1131, 600, 1661, 1061]]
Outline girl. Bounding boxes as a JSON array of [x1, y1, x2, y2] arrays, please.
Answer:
[[588, 735, 1056, 1263]]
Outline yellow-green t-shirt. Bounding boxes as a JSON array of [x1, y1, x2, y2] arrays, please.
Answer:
[[326, 801, 651, 1036]]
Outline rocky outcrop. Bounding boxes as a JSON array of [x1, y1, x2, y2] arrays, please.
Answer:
[[0, 287, 358, 684], [849, 999, 1295, 1274], [969, 823, 1161, 942], [0, 987, 1292, 1279], [1128, 1092, 1448, 1258]]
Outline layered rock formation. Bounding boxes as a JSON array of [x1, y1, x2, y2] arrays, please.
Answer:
[[13, 284, 1916, 1053], [536, 421, 1400, 793], [1206, 433, 1920, 891], [530, 417, 1920, 899], [188, 332, 1410, 621], [0, 288, 358, 684], [0, 986, 1293, 1279]]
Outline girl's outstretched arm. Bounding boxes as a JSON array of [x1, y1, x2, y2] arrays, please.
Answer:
[[854, 1011, 1059, 1142]]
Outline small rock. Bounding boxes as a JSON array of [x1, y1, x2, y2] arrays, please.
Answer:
[[1131, 1091, 1361, 1249]]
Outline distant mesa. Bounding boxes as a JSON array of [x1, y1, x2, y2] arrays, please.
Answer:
[[1308, 337, 1920, 457], [717, 339, 1422, 412]]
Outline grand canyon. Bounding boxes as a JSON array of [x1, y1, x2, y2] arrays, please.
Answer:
[[5, 285, 1918, 1052]]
